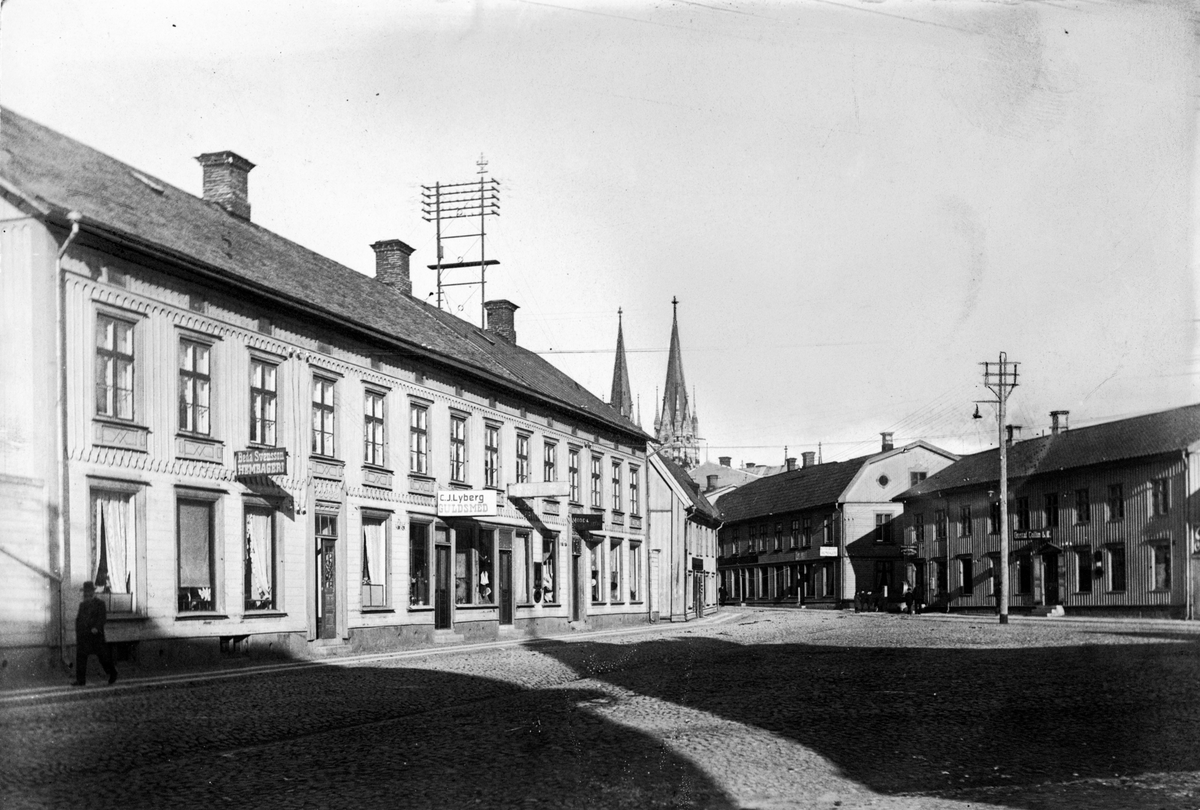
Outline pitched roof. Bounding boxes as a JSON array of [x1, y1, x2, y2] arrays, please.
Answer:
[[0, 107, 645, 441], [717, 454, 875, 522], [898, 402, 1200, 499], [655, 451, 722, 524]]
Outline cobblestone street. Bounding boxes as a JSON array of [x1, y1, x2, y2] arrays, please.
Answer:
[[4, 609, 1200, 810]]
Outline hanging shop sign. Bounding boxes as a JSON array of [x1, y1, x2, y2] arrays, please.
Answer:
[[1013, 529, 1052, 540], [900, 544, 919, 557], [235, 447, 288, 477], [571, 512, 604, 536], [437, 489, 498, 517]]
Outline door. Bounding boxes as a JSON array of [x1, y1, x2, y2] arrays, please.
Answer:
[[1043, 553, 1060, 605], [570, 542, 583, 622], [317, 538, 337, 640], [498, 550, 513, 625], [693, 572, 704, 618], [435, 543, 452, 629]]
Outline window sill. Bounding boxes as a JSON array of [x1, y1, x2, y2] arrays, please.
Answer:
[[360, 607, 394, 614], [453, 603, 497, 610], [408, 605, 434, 612], [176, 612, 230, 621], [243, 610, 287, 618]]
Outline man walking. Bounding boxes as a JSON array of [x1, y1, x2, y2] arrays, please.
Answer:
[[73, 581, 117, 686]]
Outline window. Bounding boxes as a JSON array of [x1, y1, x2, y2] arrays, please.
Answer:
[[1044, 493, 1059, 528], [912, 513, 925, 543], [1075, 489, 1090, 524], [748, 525, 757, 550], [821, 517, 835, 547], [802, 517, 813, 547], [590, 543, 603, 602], [761, 524, 771, 551], [910, 471, 927, 487], [95, 313, 135, 420], [455, 527, 493, 604], [876, 513, 894, 544], [484, 425, 500, 488], [535, 535, 557, 603], [610, 539, 623, 602], [178, 339, 211, 435], [988, 501, 1001, 535], [311, 377, 336, 456], [1075, 547, 1092, 593], [959, 557, 974, 595], [178, 498, 217, 612], [409, 522, 430, 607], [361, 515, 389, 608], [958, 506, 972, 537], [1152, 543, 1171, 591], [249, 359, 277, 446], [90, 490, 137, 614], [410, 403, 429, 475], [611, 461, 623, 511], [629, 467, 640, 515], [933, 559, 947, 597], [1107, 484, 1124, 521], [243, 505, 276, 611], [543, 441, 557, 483], [1151, 478, 1171, 517], [790, 520, 799, 547], [590, 455, 603, 508], [1108, 546, 1126, 591], [450, 415, 468, 483], [568, 449, 581, 503], [517, 531, 532, 603], [874, 560, 894, 594], [1016, 555, 1031, 594], [1014, 497, 1030, 532], [516, 433, 530, 484], [629, 542, 644, 601], [935, 510, 947, 541], [363, 390, 386, 467]]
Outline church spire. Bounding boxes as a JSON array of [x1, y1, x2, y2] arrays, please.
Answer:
[[609, 308, 634, 420], [655, 297, 699, 468]]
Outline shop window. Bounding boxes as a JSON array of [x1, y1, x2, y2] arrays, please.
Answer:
[[90, 489, 139, 614], [95, 313, 135, 421], [933, 559, 948, 597], [590, 543, 604, 602], [1152, 542, 1171, 591], [518, 531, 532, 603], [1074, 547, 1092, 593], [409, 522, 430, 607], [455, 528, 494, 604], [361, 515, 389, 609], [178, 497, 219, 612], [959, 557, 974, 596], [249, 358, 277, 446], [1108, 546, 1126, 591], [874, 560, 894, 594], [534, 535, 557, 603], [629, 542, 642, 601], [243, 506, 276, 611], [609, 539, 623, 602]]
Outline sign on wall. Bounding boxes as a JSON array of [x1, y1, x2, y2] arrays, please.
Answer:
[[571, 512, 604, 536], [818, 546, 838, 557], [235, 447, 288, 477], [437, 489, 498, 516]]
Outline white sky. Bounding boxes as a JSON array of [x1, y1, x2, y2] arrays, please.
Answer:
[[2, 0, 1196, 464]]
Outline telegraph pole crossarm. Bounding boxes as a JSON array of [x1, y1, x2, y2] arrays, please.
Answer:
[[979, 352, 1019, 625]]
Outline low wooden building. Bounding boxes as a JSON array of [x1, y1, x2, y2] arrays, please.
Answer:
[[894, 405, 1200, 619], [647, 451, 721, 621]]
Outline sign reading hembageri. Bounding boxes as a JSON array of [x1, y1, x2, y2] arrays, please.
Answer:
[[235, 447, 288, 477], [437, 489, 498, 516], [571, 512, 604, 536]]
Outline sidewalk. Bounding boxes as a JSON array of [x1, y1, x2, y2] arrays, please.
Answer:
[[0, 609, 744, 703]]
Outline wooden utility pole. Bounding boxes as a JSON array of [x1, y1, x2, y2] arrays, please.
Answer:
[[980, 353, 1019, 624]]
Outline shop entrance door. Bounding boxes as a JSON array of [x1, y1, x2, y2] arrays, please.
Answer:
[[1043, 553, 1061, 605], [570, 539, 583, 622], [435, 544, 452, 629], [317, 538, 337, 640], [498, 550, 513, 625]]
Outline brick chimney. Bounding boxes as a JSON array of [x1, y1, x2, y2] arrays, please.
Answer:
[[1050, 410, 1069, 435], [881, 432, 894, 452], [802, 451, 816, 468], [1006, 424, 1022, 447], [371, 240, 415, 296], [484, 300, 519, 343], [196, 151, 254, 220], [706, 474, 718, 492], [719, 456, 731, 467], [786, 457, 797, 471]]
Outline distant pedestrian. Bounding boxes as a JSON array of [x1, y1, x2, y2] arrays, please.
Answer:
[[903, 582, 915, 615], [718, 585, 727, 607], [73, 581, 117, 686], [913, 583, 925, 615]]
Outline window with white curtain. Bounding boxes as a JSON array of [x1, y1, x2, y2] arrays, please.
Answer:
[[361, 516, 389, 608], [244, 507, 275, 611], [91, 490, 136, 613]]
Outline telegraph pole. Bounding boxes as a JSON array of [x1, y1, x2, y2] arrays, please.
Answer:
[[979, 353, 1019, 624]]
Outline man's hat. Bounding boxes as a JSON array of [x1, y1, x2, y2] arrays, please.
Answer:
[[82, 581, 95, 594]]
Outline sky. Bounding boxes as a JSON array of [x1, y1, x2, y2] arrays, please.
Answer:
[[2, 0, 1197, 465]]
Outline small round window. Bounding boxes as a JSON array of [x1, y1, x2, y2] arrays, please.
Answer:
[[877, 474, 889, 487]]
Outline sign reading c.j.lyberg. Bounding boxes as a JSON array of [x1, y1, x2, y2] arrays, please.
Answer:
[[437, 489, 498, 516]]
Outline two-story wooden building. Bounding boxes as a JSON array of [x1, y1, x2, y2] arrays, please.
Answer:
[[895, 405, 1200, 619], [717, 437, 957, 607], [647, 450, 721, 621], [0, 107, 654, 680]]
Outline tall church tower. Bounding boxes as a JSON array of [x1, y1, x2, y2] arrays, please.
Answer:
[[654, 297, 700, 468], [609, 308, 634, 421]]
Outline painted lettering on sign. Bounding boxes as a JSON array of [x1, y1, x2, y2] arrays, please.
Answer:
[[235, 447, 288, 477], [437, 489, 498, 516]]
